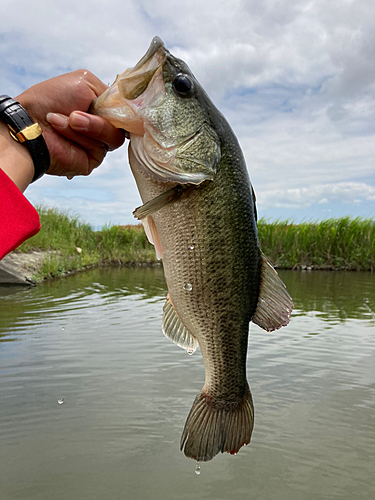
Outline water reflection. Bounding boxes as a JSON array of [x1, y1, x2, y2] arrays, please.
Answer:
[[1, 269, 374, 337], [279, 270, 375, 323], [0, 268, 374, 500], [0, 267, 167, 342]]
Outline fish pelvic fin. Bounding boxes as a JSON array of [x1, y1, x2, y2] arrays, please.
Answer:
[[142, 215, 163, 260], [180, 388, 254, 462], [162, 295, 198, 354], [252, 253, 294, 332]]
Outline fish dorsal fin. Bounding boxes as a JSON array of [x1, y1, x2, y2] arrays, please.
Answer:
[[252, 253, 294, 332], [162, 295, 198, 354]]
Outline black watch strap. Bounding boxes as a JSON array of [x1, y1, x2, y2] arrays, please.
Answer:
[[0, 95, 50, 183]]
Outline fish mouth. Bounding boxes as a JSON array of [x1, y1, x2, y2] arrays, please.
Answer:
[[90, 37, 167, 133], [131, 36, 165, 78]]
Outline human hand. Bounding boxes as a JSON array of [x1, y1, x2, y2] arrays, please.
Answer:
[[16, 70, 125, 178]]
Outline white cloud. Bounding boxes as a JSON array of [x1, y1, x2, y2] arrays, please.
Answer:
[[258, 182, 375, 210], [1, 0, 374, 225]]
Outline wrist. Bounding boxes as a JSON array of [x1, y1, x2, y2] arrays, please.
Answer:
[[0, 95, 50, 184], [0, 120, 34, 192]]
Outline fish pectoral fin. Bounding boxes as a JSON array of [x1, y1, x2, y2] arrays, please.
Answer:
[[162, 295, 198, 354], [142, 215, 162, 260], [133, 185, 191, 220], [252, 253, 294, 332]]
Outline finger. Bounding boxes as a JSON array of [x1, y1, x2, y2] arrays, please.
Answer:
[[49, 139, 107, 178], [46, 112, 105, 151], [45, 113, 109, 176], [69, 111, 125, 151]]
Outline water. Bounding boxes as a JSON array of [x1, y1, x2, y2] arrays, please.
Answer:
[[0, 268, 374, 499], [195, 462, 201, 476]]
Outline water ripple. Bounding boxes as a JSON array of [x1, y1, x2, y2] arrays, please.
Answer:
[[1, 268, 375, 499]]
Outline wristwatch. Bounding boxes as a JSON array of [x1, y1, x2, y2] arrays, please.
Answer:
[[0, 95, 50, 183]]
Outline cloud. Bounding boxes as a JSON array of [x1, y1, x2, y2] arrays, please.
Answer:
[[1, 0, 374, 225], [258, 182, 375, 210]]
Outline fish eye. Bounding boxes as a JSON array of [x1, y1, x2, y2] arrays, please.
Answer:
[[172, 74, 193, 96]]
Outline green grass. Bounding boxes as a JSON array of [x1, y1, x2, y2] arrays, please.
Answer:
[[258, 217, 375, 271], [16, 206, 156, 281], [19, 206, 97, 254], [16, 208, 375, 281]]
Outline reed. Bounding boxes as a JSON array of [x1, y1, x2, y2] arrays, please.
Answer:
[[258, 217, 375, 271], [16, 208, 374, 280], [96, 224, 156, 263], [17, 206, 156, 280], [19, 206, 97, 254]]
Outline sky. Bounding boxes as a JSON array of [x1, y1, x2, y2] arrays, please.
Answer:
[[1, 0, 374, 227]]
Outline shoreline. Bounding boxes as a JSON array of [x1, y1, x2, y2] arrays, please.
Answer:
[[1, 209, 373, 285], [0, 249, 370, 287], [0, 250, 162, 285], [0, 251, 55, 285]]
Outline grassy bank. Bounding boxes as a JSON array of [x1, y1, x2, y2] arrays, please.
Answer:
[[16, 208, 374, 281], [17, 206, 156, 281], [257, 217, 375, 271]]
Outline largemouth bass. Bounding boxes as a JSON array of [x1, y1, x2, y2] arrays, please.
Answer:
[[91, 37, 293, 462]]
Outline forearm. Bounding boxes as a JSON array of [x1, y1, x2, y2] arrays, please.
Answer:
[[0, 120, 34, 192]]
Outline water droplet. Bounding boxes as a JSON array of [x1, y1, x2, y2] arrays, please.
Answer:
[[187, 349, 194, 356], [62, 327, 65, 331], [189, 245, 195, 251], [183, 283, 193, 291], [195, 462, 201, 475], [57, 398, 64, 405]]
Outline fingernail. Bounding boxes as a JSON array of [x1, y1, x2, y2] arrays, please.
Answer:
[[70, 111, 90, 131], [46, 113, 69, 127]]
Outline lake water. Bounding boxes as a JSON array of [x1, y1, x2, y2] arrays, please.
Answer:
[[0, 268, 374, 500]]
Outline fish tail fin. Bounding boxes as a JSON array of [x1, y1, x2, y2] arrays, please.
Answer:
[[180, 388, 254, 462]]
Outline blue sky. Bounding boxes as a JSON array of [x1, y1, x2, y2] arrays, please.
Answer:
[[1, 0, 374, 226]]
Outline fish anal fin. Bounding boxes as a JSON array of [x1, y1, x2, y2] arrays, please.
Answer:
[[162, 294, 198, 354], [180, 387, 254, 462], [252, 253, 294, 332], [142, 215, 162, 260]]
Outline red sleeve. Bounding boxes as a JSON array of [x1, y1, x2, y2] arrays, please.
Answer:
[[0, 168, 41, 260]]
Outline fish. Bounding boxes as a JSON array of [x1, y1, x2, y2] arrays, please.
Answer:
[[90, 37, 293, 462]]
